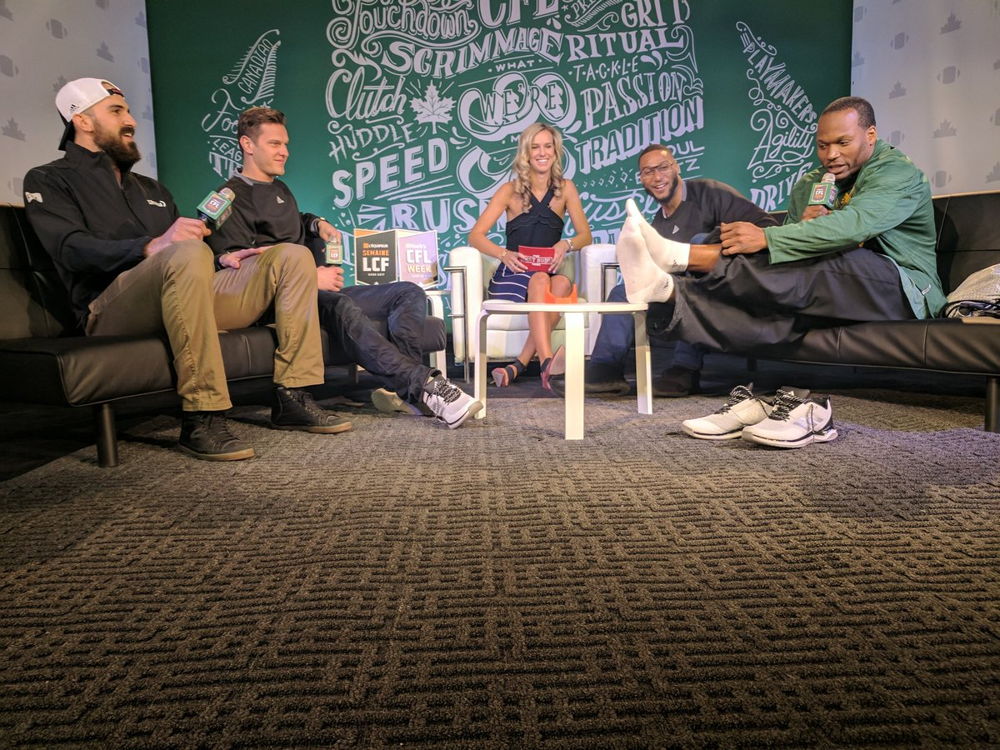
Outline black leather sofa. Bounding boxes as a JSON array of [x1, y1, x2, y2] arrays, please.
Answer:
[[0, 204, 445, 467], [747, 191, 1000, 432]]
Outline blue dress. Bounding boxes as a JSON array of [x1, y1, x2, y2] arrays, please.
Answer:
[[487, 186, 565, 302]]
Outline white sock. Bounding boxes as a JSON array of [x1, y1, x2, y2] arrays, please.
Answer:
[[625, 198, 690, 273], [616, 204, 676, 304]]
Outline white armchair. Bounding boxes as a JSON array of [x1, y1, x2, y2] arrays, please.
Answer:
[[447, 247, 590, 364], [578, 243, 620, 353]]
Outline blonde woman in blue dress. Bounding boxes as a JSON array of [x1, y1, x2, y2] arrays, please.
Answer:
[[468, 123, 593, 391]]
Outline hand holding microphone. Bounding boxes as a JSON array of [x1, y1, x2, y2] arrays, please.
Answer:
[[803, 172, 838, 221], [196, 187, 235, 230], [144, 188, 236, 258]]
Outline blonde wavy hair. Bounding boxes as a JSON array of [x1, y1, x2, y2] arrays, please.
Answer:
[[511, 123, 565, 214]]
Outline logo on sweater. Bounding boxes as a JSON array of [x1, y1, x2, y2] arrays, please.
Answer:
[[146, 199, 167, 207], [276, 196, 285, 204], [25, 192, 43, 203]]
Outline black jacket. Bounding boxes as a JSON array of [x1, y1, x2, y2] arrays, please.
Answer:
[[23, 142, 179, 324]]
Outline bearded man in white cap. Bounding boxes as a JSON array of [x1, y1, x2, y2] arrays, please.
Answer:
[[24, 77, 351, 461]]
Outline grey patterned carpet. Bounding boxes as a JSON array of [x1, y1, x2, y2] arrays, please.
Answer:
[[2, 378, 999, 747]]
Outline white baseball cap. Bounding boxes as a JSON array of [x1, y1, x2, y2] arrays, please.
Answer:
[[55, 77, 125, 150]]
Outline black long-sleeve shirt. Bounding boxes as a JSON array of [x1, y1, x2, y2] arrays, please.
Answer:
[[650, 178, 778, 243], [24, 142, 179, 324]]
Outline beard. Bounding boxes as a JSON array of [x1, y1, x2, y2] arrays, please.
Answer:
[[646, 172, 680, 209], [93, 123, 141, 168]]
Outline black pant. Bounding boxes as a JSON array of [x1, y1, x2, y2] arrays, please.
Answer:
[[318, 282, 433, 401], [664, 248, 914, 351]]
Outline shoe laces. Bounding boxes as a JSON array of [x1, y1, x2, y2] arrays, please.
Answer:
[[717, 384, 755, 414], [195, 413, 238, 440], [425, 378, 462, 404], [768, 390, 805, 422]]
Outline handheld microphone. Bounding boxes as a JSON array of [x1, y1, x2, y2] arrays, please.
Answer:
[[196, 187, 235, 230], [807, 172, 838, 210]]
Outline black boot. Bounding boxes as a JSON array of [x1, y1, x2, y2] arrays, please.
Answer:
[[271, 386, 353, 434], [179, 412, 255, 461]]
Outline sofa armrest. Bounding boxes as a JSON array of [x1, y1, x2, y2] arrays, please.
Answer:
[[448, 246, 486, 362], [580, 243, 618, 301]]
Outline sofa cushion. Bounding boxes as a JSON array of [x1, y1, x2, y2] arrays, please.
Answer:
[[764, 318, 1000, 375], [0, 326, 280, 407]]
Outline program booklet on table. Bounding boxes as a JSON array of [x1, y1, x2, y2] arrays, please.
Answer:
[[517, 245, 556, 273]]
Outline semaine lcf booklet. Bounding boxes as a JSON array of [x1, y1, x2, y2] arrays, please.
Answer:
[[517, 245, 556, 273]]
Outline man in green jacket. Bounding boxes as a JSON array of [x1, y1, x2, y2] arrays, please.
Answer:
[[618, 96, 945, 355], [617, 95, 945, 447]]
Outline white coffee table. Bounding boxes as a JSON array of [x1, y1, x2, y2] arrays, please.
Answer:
[[475, 300, 652, 439]]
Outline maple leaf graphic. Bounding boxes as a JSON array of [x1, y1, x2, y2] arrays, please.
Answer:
[[411, 84, 454, 133]]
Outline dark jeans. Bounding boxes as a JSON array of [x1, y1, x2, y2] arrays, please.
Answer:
[[319, 282, 433, 401], [590, 282, 704, 371]]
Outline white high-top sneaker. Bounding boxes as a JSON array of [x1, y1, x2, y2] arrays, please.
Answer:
[[420, 376, 483, 429]]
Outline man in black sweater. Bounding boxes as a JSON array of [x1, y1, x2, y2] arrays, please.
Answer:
[[207, 107, 481, 429], [24, 79, 350, 461]]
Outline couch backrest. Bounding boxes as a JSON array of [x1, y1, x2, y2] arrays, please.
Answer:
[[933, 192, 1000, 295], [0, 204, 79, 340]]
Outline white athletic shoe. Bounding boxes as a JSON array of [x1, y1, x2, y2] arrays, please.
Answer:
[[421, 376, 483, 429], [616, 200, 675, 304], [681, 383, 773, 440], [371, 388, 425, 416], [741, 389, 838, 448]]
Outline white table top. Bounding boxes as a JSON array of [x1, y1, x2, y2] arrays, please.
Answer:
[[481, 300, 648, 314]]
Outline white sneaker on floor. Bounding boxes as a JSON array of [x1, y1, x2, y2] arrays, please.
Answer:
[[681, 383, 773, 440], [371, 388, 426, 416], [421, 377, 483, 428], [741, 389, 838, 448]]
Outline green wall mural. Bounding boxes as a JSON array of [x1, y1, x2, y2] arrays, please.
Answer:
[[148, 0, 850, 286]]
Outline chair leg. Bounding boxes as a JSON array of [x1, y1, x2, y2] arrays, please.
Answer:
[[986, 376, 999, 433], [94, 403, 119, 468]]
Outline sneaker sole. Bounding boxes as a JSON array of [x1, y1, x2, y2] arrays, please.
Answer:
[[179, 444, 256, 461], [371, 389, 422, 416], [681, 424, 743, 440], [271, 421, 354, 434], [742, 427, 838, 448], [443, 399, 483, 429]]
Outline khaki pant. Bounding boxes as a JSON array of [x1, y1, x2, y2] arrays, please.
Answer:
[[86, 241, 323, 411]]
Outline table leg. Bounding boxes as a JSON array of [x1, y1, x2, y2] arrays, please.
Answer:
[[474, 310, 489, 419], [564, 311, 585, 440], [634, 311, 652, 415]]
